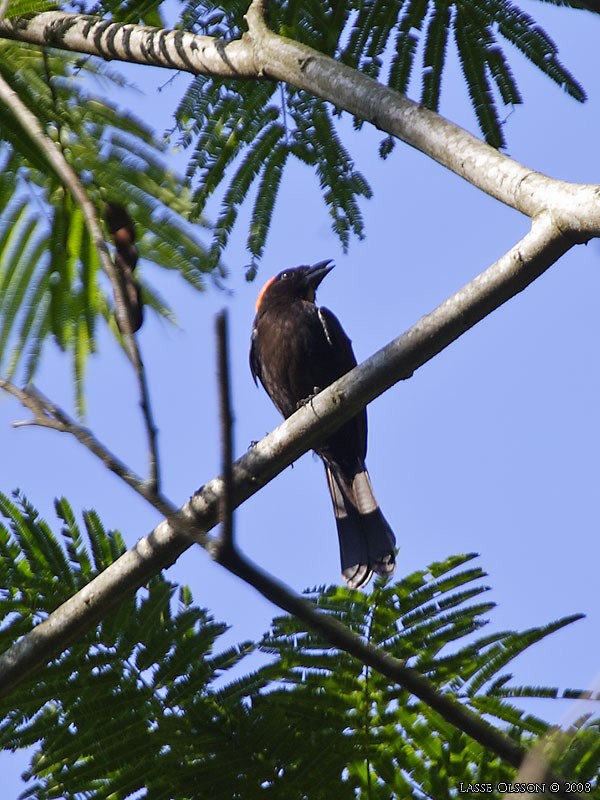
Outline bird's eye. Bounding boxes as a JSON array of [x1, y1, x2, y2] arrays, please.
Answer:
[[279, 271, 290, 280]]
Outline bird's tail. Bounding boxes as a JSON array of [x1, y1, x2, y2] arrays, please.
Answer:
[[324, 462, 396, 590]]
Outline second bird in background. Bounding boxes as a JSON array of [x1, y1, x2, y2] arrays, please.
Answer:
[[250, 260, 396, 589]]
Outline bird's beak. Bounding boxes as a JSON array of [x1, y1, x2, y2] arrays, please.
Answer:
[[305, 259, 335, 290]]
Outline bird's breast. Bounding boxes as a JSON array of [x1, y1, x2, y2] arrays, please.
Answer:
[[254, 303, 337, 416]]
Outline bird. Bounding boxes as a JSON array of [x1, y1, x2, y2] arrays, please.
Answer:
[[250, 260, 396, 589], [104, 202, 143, 334]]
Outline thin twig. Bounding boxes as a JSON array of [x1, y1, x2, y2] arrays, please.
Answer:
[[215, 310, 234, 556], [0, 379, 173, 519], [129, 340, 161, 493]]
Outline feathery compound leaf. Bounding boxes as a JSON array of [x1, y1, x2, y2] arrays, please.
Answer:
[[291, 96, 372, 247], [470, 694, 550, 736], [247, 142, 289, 261], [255, 553, 594, 796], [0, 41, 214, 407], [386, 0, 431, 96], [91, 0, 166, 25], [486, 43, 523, 107], [178, 6, 374, 267], [0, 528, 597, 796], [54, 497, 94, 582], [0, 491, 75, 619], [454, 11, 506, 148], [0, 493, 272, 799], [175, 0, 585, 263], [464, 613, 585, 695], [462, 0, 585, 100], [0, 199, 51, 378], [208, 121, 286, 266], [422, 2, 451, 111]]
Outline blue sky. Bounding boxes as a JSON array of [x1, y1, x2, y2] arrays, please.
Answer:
[[2, 0, 600, 793]]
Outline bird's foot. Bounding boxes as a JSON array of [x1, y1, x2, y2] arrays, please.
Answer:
[[295, 387, 321, 410]]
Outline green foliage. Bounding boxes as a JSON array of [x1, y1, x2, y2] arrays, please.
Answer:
[[178, 0, 375, 269], [178, 0, 585, 267], [178, 73, 371, 273], [258, 556, 596, 797], [83, 0, 167, 26], [12, 0, 168, 24], [0, 41, 213, 414], [342, 0, 584, 146], [0, 491, 260, 799], [0, 496, 598, 799], [2, 0, 57, 17]]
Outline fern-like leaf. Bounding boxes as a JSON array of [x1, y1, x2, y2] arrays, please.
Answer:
[[0, 41, 214, 412]]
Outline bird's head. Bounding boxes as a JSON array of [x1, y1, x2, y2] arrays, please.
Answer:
[[254, 260, 335, 313]]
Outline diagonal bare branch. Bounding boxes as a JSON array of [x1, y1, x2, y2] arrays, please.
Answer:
[[0, 379, 175, 519], [0, 218, 576, 773]]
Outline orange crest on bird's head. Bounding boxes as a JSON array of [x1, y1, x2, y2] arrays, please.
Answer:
[[255, 276, 277, 312]]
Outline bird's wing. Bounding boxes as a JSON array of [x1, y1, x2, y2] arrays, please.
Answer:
[[316, 307, 357, 376], [315, 305, 368, 467]]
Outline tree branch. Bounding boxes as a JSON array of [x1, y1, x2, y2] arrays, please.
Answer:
[[0, 220, 575, 774], [0, 379, 175, 519], [0, 11, 259, 76], [242, 1, 600, 231], [129, 337, 161, 492], [215, 310, 235, 557], [2, 8, 600, 233]]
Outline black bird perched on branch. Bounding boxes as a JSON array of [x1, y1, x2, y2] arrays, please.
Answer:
[[250, 260, 396, 589]]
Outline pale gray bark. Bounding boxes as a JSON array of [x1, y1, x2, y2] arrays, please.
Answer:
[[2, 6, 600, 234]]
